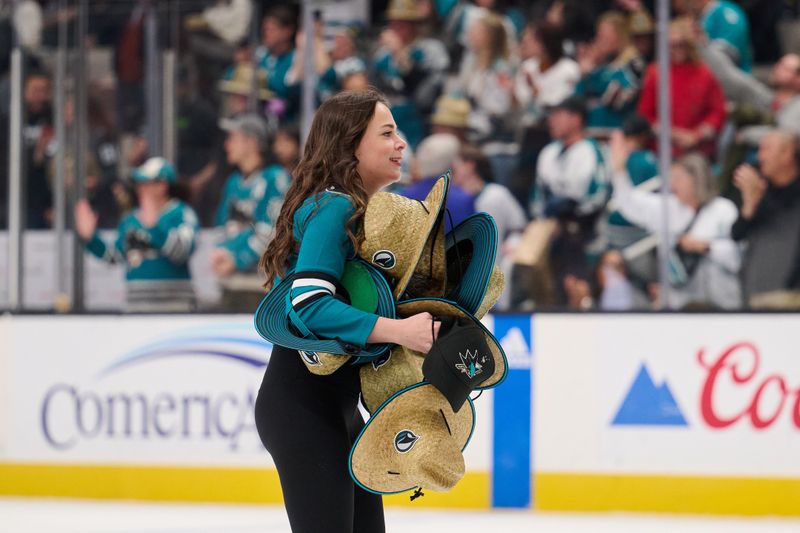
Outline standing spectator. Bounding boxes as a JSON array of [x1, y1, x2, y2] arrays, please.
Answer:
[[256, 5, 301, 123], [732, 130, 800, 307], [675, 0, 753, 72], [574, 11, 644, 132], [372, 0, 450, 147], [435, 0, 521, 67], [401, 133, 475, 230], [14, 71, 54, 229], [512, 95, 610, 308], [610, 132, 742, 309], [513, 20, 580, 205], [74, 157, 199, 312], [638, 18, 726, 158], [212, 114, 290, 311], [455, 12, 517, 186]]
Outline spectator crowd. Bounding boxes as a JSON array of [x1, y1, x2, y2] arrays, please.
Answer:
[[2, 0, 800, 312]]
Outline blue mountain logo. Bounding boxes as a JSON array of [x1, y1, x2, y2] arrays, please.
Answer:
[[612, 364, 688, 426]]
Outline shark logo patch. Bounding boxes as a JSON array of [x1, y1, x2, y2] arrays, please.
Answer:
[[394, 430, 420, 453], [372, 250, 396, 269], [299, 350, 321, 366]]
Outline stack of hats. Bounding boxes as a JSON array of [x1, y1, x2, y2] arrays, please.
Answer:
[[254, 172, 507, 497]]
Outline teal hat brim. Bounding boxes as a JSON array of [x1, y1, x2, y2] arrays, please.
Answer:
[[444, 213, 498, 315], [254, 259, 395, 358]]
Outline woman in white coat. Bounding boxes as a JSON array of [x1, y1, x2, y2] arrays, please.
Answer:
[[609, 131, 742, 309]]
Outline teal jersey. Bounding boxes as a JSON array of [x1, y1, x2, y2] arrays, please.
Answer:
[[86, 200, 198, 281], [703, 0, 753, 73], [254, 47, 299, 100], [216, 164, 290, 271], [575, 63, 640, 129], [609, 149, 659, 227], [282, 190, 379, 348]]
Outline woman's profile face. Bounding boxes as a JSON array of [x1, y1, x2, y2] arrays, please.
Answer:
[[355, 102, 406, 195]]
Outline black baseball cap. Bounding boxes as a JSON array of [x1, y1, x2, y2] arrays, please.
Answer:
[[422, 316, 494, 412], [548, 95, 588, 121], [622, 114, 654, 138]]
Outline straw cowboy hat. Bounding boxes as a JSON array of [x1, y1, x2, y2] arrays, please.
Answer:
[[386, 0, 427, 21], [430, 94, 472, 129], [360, 173, 449, 300], [254, 259, 395, 375], [443, 213, 500, 316], [349, 381, 475, 494], [218, 64, 273, 100], [351, 297, 507, 495]]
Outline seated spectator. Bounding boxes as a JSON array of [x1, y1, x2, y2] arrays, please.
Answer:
[[609, 131, 742, 309], [512, 95, 610, 308], [638, 17, 726, 159], [212, 114, 290, 311], [373, 0, 450, 147], [454, 12, 517, 186], [676, 0, 752, 72], [732, 130, 800, 307], [574, 11, 644, 132], [401, 132, 474, 230], [255, 6, 301, 123], [513, 20, 580, 206], [563, 249, 650, 311], [74, 157, 199, 312]]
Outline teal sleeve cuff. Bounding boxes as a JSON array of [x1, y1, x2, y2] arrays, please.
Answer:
[[293, 295, 380, 348], [85, 233, 107, 259]]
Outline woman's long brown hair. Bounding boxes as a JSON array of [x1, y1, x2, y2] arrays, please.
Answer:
[[259, 88, 389, 290]]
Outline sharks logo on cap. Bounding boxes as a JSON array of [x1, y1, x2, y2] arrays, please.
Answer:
[[455, 349, 486, 379], [300, 350, 321, 366], [372, 250, 396, 270], [394, 430, 420, 453]]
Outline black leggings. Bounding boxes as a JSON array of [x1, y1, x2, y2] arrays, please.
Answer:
[[255, 345, 385, 533]]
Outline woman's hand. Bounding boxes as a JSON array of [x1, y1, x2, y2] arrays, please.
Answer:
[[369, 313, 441, 354]]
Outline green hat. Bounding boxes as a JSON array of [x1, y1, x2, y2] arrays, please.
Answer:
[[254, 259, 395, 373], [131, 157, 177, 184]]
